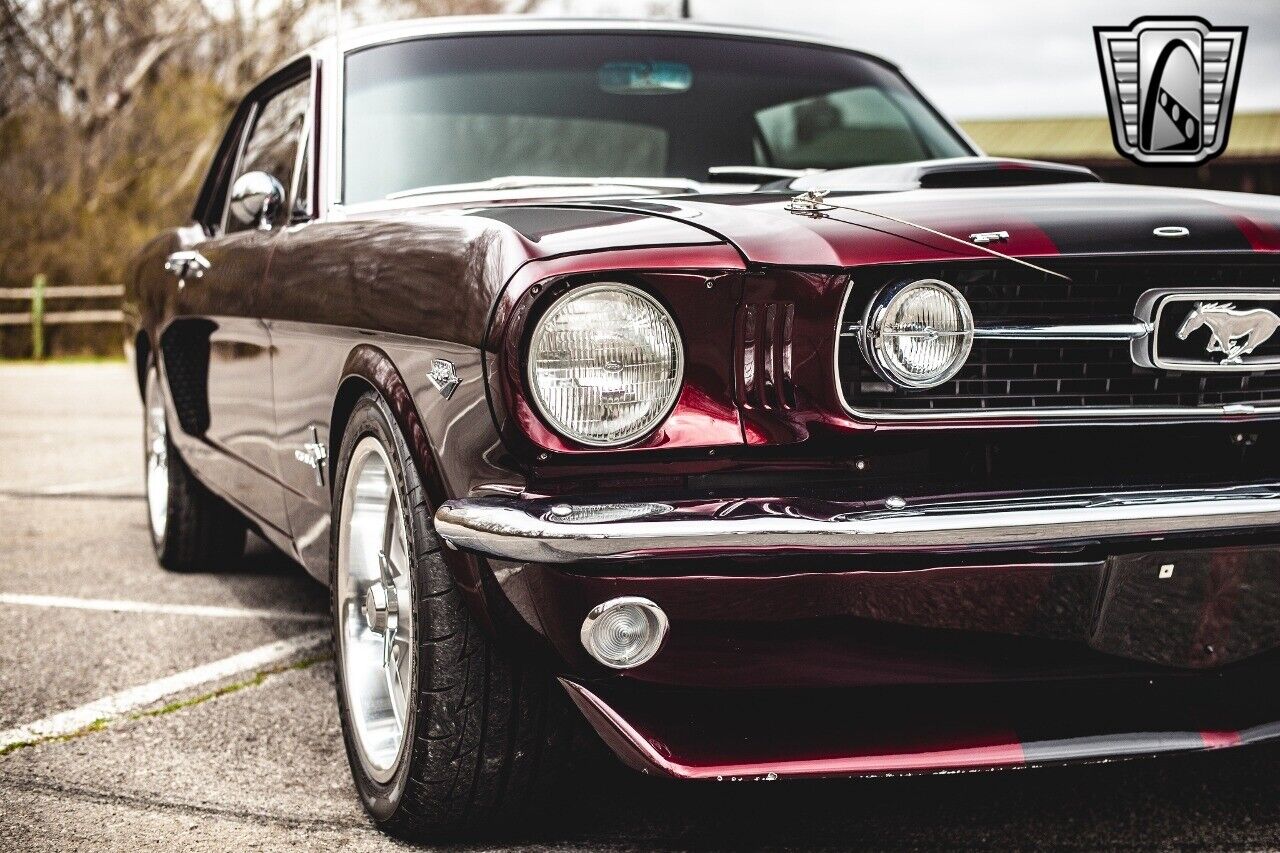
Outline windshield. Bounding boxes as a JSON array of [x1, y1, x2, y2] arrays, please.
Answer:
[[342, 32, 972, 204]]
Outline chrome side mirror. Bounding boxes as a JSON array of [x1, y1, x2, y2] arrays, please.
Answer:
[[229, 171, 285, 231]]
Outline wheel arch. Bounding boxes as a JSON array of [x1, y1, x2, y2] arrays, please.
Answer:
[[331, 344, 495, 632]]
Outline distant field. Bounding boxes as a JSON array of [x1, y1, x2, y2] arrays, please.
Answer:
[[0, 355, 126, 365]]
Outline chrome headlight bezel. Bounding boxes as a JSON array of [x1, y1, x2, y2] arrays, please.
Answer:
[[859, 279, 975, 389], [525, 282, 685, 448]]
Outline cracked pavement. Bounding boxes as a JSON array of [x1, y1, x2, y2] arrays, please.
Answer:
[[1, 362, 1278, 851]]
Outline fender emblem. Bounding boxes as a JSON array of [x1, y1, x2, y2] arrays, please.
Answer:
[[1154, 226, 1190, 238], [429, 359, 460, 400], [294, 426, 327, 487], [969, 231, 1010, 244]]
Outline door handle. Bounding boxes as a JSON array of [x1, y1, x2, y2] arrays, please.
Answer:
[[164, 250, 211, 287]]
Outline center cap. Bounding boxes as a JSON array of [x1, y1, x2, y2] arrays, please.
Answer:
[[364, 583, 392, 633]]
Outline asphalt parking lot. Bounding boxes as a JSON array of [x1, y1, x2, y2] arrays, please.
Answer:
[[2, 362, 1280, 851]]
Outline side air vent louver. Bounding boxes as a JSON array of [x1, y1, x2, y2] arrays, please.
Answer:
[[159, 320, 214, 435], [736, 301, 795, 410]]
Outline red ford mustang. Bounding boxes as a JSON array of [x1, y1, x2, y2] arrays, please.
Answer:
[[126, 16, 1280, 840]]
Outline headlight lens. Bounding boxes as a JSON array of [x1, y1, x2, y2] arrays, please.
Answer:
[[580, 597, 669, 669], [861, 279, 973, 388], [527, 283, 683, 446]]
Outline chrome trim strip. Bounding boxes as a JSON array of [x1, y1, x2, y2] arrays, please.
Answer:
[[435, 483, 1280, 563], [974, 322, 1152, 341], [840, 321, 1153, 341]]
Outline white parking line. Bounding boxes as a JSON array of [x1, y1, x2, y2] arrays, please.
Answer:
[[39, 475, 140, 494], [0, 475, 142, 496], [0, 593, 325, 623], [0, 630, 328, 751]]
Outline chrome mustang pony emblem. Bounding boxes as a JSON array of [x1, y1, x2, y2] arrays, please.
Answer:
[[1177, 302, 1280, 365]]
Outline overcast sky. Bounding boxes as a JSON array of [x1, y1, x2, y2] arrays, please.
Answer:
[[534, 0, 1280, 119]]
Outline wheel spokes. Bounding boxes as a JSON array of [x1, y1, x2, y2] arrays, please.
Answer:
[[337, 436, 416, 782]]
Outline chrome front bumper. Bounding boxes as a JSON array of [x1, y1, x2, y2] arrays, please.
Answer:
[[434, 483, 1280, 563]]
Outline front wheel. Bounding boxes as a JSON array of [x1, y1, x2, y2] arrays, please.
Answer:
[[330, 391, 573, 840], [143, 363, 246, 572]]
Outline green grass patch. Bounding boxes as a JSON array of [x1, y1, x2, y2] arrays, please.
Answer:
[[132, 654, 329, 721], [0, 654, 330, 758], [0, 717, 110, 757]]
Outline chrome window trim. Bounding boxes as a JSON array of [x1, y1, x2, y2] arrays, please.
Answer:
[[218, 100, 259, 236], [832, 277, 1280, 423], [285, 63, 320, 224]]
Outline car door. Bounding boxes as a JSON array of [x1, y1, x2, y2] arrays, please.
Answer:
[[163, 67, 311, 536]]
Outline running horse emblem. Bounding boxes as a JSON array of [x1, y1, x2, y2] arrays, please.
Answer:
[[1176, 302, 1280, 364]]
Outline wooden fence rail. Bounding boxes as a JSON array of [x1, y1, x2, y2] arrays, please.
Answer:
[[0, 284, 124, 300], [0, 275, 124, 357]]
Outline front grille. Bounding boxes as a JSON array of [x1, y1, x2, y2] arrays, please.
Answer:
[[839, 257, 1280, 415]]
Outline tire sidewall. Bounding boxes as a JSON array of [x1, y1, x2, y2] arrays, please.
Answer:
[[330, 393, 422, 822]]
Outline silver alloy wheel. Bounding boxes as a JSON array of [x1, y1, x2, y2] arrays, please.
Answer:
[[337, 436, 416, 784], [144, 369, 169, 542]]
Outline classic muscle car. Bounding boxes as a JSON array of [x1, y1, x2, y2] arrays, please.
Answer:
[[127, 16, 1280, 839]]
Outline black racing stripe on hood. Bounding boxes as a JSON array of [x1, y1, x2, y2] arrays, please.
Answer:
[[1025, 206, 1253, 255]]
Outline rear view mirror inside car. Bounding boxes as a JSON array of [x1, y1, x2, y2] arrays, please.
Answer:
[[598, 61, 693, 94]]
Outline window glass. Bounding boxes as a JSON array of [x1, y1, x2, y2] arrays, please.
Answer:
[[227, 78, 309, 231], [756, 87, 933, 169], [343, 34, 970, 204]]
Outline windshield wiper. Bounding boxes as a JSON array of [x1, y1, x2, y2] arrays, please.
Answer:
[[706, 166, 819, 183], [386, 175, 703, 201]]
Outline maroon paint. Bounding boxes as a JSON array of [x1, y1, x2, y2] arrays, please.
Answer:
[[560, 678, 1280, 780], [486, 245, 747, 456]]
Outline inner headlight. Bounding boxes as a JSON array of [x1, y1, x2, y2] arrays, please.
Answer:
[[527, 283, 683, 447], [860, 279, 974, 389]]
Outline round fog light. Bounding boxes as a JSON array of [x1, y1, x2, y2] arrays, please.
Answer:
[[580, 597, 669, 669], [860, 278, 974, 389]]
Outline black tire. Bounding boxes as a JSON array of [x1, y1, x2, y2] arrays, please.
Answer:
[[330, 391, 574, 841], [144, 362, 246, 572]]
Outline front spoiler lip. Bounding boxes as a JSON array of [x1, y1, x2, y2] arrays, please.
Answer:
[[434, 483, 1280, 563], [559, 679, 1280, 780]]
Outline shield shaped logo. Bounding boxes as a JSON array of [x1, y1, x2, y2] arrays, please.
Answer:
[[1095, 17, 1247, 166]]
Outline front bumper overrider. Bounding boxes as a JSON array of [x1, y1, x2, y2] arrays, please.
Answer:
[[434, 482, 1280, 563]]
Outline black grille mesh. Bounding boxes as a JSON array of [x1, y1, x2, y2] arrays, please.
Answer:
[[840, 258, 1280, 413]]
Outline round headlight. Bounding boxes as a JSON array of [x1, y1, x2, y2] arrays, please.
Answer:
[[860, 279, 974, 389], [527, 283, 683, 447]]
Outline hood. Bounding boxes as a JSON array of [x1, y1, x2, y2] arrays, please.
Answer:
[[569, 171, 1280, 268]]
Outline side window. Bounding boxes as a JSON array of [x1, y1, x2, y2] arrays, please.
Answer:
[[192, 106, 253, 234], [226, 77, 310, 233]]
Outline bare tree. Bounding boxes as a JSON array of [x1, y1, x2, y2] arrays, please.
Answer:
[[0, 0, 542, 356]]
